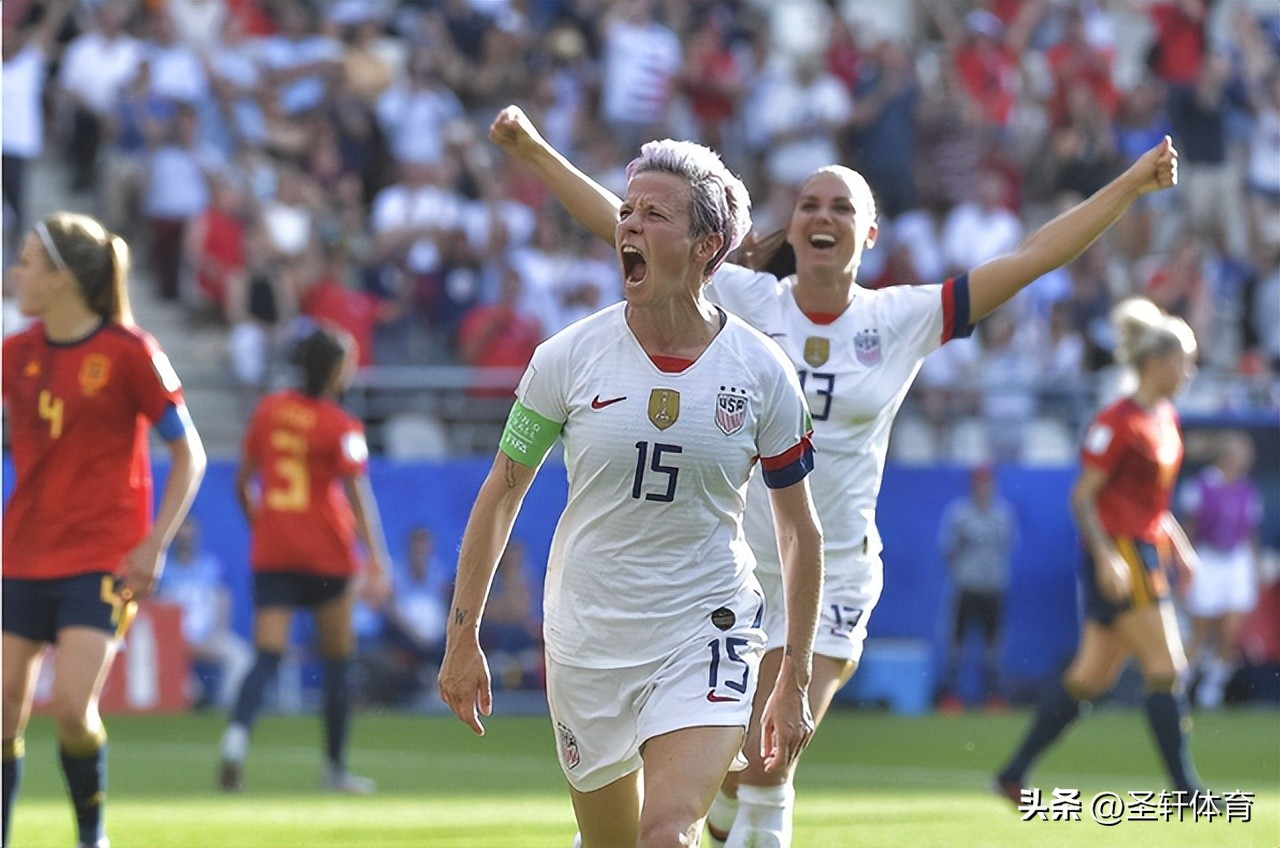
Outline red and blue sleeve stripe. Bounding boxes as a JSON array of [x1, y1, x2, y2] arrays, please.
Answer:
[[760, 435, 815, 489], [940, 273, 974, 343]]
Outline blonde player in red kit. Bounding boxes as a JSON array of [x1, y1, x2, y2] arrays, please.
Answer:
[[3, 212, 206, 848]]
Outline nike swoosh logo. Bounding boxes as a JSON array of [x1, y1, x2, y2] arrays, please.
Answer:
[[706, 691, 740, 703], [590, 395, 626, 410]]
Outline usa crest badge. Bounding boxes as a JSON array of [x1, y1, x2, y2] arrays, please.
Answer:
[[854, 328, 881, 366], [556, 721, 580, 770], [648, 388, 680, 431], [715, 387, 748, 436], [803, 337, 829, 367]]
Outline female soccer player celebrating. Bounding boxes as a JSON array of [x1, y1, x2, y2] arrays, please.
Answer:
[[438, 139, 824, 848], [218, 325, 391, 794], [488, 105, 1178, 846], [2, 212, 207, 848], [995, 298, 1204, 797]]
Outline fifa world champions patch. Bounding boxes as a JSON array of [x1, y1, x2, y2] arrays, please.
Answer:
[[854, 328, 882, 366], [556, 721, 580, 770], [715, 386, 748, 436], [648, 388, 679, 431]]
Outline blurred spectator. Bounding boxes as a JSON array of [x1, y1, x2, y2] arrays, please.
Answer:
[[155, 518, 253, 711], [759, 55, 854, 189], [1168, 54, 1250, 260], [258, 162, 318, 263], [258, 0, 342, 119], [457, 264, 540, 398], [1111, 79, 1176, 259], [480, 540, 542, 691], [1050, 80, 1121, 198], [598, 0, 682, 152], [58, 0, 143, 193], [1147, 0, 1209, 87], [293, 240, 384, 368], [974, 308, 1039, 462], [144, 10, 209, 107], [942, 170, 1023, 277], [1180, 432, 1264, 708], [1142, 234, 1215, 359], [142, 104, 223, 301], [847, 39, 923, 220], [1045, 7, 1119, 130], [226, 232, 297, 387], [1252, 259, 1280, 371], [185, 174, 249, 315], [376, 48, 466, 168], [1037, 300, 1087, 382], [929, 4, 1025, 134], [2, 0, 70, 247], [1243, 64, 1280, 257], [102, 60, 174, 240], [382, 526, 450, 697], [679, 5, 745, 152], [206, 13, 270, 153], [937, 465, 1017, 712], [340, 17, 395, 107]]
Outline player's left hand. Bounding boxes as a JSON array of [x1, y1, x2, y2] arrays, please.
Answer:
[[759, 682, 815, 773], [360, 567, 391, 607], [116, 537, 165, 601], [1129, 135, 1178, 196]]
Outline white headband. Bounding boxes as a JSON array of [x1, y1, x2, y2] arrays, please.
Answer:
[[34, 220, 69, 272]]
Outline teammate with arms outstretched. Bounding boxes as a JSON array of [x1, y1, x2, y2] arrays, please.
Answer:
[[488, 104, 1179, 846], [3, 212, 206, 848], [438, 139, 824, 848], [995, 298, 1205, 798], [218, 325, 391, 794]]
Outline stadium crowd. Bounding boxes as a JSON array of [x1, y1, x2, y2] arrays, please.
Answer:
[[3, 0, 1278, 463]]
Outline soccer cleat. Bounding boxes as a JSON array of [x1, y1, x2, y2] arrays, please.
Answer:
[[218, 759, 244, 792], [991, 776, 1023, 808], [323, 767, 375, 795]]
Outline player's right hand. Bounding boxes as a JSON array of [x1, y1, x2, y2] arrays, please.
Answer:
[[488, 105, 545, 161], [1097, 553, 1132, 604], [438, 637, 493, 736]]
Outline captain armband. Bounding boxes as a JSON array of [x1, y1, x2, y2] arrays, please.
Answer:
[[498, 401, 563, 467]]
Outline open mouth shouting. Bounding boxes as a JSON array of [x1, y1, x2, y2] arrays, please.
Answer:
[[621, 244, 648, 287], [807, 233, 837, 253]]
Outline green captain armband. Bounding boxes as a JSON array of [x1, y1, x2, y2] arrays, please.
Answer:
[[499, 401, 563, 467]]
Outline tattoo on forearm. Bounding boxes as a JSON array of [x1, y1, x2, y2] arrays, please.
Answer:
[[503, 456, 518, 489], [453, 608, 470, 627]]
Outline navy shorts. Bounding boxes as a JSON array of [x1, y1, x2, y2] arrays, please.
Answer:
[[1081, 538, 1170, 626], [3, 573, 134, 643], [252, 571, 349, 610]]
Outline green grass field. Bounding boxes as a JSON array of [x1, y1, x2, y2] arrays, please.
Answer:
[[12, 706, 1277, 847]]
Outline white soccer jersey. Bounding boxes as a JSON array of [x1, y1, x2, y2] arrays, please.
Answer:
[[515, 302, 813, 669], [706, 263, 973, 578]]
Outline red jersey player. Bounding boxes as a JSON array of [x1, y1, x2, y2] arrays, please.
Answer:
[[218, 324, 390, 794], [2, 212, 206, 848], [997, 298, 1205, 800]]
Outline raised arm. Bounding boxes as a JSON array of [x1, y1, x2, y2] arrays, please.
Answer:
[[438, 452, 539, 735], [761, 478, 824, 773], [968, 137, 1178, 322], [489, 106, 621, 245]]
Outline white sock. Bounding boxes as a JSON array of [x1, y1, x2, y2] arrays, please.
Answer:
[[706, 788, 738, 841], [724, 783, 795, 848], [221, 723, 249, 763], [1197, 658, 1230, 708]]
